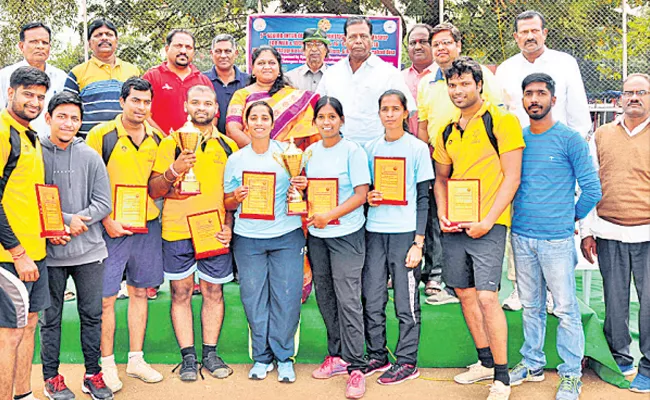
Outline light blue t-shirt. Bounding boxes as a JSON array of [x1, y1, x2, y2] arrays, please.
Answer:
[[305, 138, 371, 238], [223, 140, 302, 239], [364, 133, 434, 233]]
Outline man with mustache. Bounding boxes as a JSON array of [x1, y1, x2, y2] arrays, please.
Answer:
[[580, 73, 650, 394], [0, 22, 67, 139], [496, 10, 592, 313], [316, 16, 415, 145], [402, 23, 435, 135], [143, 29, 212, 137], [285, 28, 329, 92], [64, 18, 140, 139], [415, 23, 502, 307], [148, 85, 237, 382], [507, 73, 600, 400]]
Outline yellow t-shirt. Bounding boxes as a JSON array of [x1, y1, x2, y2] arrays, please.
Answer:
[[0, 110, 46, 262], [86, 114, 162, 221], [417, 65, 503, 146], [152, 128, 238, 241], [433, 101, 525, 227]]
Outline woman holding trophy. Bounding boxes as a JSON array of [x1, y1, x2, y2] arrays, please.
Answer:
[[362, 90, 434, 385], [291, 96, 370, 399], [223, 101, 305, 384]]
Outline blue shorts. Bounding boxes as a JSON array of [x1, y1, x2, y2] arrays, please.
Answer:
[[102, 219, 163, 298], [163, 239, 233, 285], [0, 259, 49, 325]]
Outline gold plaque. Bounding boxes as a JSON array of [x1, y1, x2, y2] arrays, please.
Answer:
[[187, 210, 229, 259], [114, 185, 148, 233], [35, 184, 66, 238], [447, 179, 480, 226], [240, 171, 276, 220], [307, 178, 339, 225], [374, 157, 407, 205]]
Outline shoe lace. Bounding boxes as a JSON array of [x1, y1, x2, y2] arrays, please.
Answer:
[[511, 362, 528, 375], [320, 356, 335, 371], [48, 375, 68, 391], [172, 356, 205, 380], [87, 373, 107, 389], [348, 371, 363, 386], [558, 376, 579, 392]]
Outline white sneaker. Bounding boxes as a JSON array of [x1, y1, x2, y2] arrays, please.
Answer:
[[454, 361, 494, 384], [101, 364, 123, 393], [502, 284, 522, 311], [546, 290, 555, 315], [487, 380, 511, 400], [117, 281, 129, 300], [126, 356, 163, 383]]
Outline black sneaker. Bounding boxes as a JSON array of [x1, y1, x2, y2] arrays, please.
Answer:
[[377, 363, 420, 385], [81, 373, 114, 400], [172, 353, 201, 381], [362, 357, 391, 377], [44, 375, 75, 400], [202, 351, 233, 379]]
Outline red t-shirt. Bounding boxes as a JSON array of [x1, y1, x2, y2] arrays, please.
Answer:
[[143, 63, 212, 135]]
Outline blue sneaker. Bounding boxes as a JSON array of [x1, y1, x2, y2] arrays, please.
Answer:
[[277, 361, 296, 383], [618, 363, 637, 376], [509, 361, 545, 386], [248, 362, 274, 380], [556, 376, 582, 400], [630, 372, 650, 393]]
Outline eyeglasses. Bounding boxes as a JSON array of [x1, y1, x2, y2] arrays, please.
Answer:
[[408, 39, 430, 47], [305, 42, 326, 49], [431, 39, 456, 48], [622, 90, 649, 97]]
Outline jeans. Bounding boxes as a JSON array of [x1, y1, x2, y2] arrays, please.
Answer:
[[512, 233, 584, 378]]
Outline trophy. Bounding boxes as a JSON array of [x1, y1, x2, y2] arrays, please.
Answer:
[[174, 116, 202, 195], [273, 137, 311, 215]]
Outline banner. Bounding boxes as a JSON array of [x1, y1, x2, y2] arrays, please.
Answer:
[[246, 14, 402, 72]]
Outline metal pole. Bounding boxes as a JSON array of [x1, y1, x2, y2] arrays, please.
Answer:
[[439, 0, 444, 24], [622, 0, 628, 80], [82, 0, 88, 62]]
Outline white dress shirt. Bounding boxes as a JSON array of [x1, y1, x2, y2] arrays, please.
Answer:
[[316, 54, 416, 145], [0, 60, 68, 138], [496, 47, 592, 138], [579, 115, 650, 243]]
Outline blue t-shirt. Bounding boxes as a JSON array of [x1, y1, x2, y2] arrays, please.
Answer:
[[364, 133, 434, 233], [512, 122, 601, 239], [305, 138, 370, 238], [223, 140, 302, 239]]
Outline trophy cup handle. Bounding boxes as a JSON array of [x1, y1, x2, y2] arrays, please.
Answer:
[[273, 152, 288, 174]]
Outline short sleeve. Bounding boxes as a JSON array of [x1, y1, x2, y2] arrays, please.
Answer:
[[63, 70, 80, 94], [494, 112, 525, 155], [223, 155, 241, 193], [415, 142, 435, 183], [432, 128, 452, 165], [85, 127, 103, 156], [348, 145, 370, 188], [362, 142, 375, 184], [226, 89, 247, 126], [152, 136, 176, 174]]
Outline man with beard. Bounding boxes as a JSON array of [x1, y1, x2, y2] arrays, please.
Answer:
[[148, 85, 237, 381], [144, 29, 212, 136], [64, 18, 140, 138], [0, 22, 67, 139], [508, 73, 600, 400], [580, 73, 650, 394], [285, 28, 329, 92], [316, 16, 415, 145], [433, 57, 524, 400]]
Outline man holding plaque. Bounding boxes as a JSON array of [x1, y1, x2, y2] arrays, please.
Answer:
[[433, 57, 524, 400], [149, 84, 237, 381], [40, 91, 114, 399], [0, 66, 52, 400], [507, 73, 601, 399], [86, 77, 164, 392]]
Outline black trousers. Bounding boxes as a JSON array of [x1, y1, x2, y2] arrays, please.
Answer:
[[362, 231, 421, 365], [308, 228, 366, 372], [40, 261, 104, 380], [423, 181, 444, 284]]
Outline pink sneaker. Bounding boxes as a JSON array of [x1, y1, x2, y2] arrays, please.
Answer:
[[346, 370, 366, 399], [312, 355, 349, 379]]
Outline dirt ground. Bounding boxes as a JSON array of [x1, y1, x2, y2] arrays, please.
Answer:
[[29, 364, 644, 400]]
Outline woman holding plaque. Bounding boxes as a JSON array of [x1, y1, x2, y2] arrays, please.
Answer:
[[362, 90, 434, 385], [224, 101, 305, 383], [293, 96, 370, 398]]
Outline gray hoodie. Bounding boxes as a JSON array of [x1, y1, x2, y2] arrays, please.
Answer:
[[41, 136, 112, 267]]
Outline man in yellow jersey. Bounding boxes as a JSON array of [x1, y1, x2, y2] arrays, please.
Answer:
[[0, 66, 68, 400], [149, 85, 237, 382], [85, 77, 164, 392]]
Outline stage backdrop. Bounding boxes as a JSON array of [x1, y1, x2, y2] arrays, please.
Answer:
[[246, 14, 402, 72]]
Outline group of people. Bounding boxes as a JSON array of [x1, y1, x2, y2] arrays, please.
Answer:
[[0, 8, 647, 400]]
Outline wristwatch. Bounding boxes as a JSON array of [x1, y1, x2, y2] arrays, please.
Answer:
[[412, 240, 424, 249]]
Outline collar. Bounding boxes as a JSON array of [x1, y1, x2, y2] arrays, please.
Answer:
[[90, 56, 122, 69], [206, 65, 246, 84], [520, 46, 549, 64], [617, 114, 650, 135], [1, 108, 28, 134], [450, 100, 491, 124], [346, 53, 379, 69], [16, 59, 55, 75], [114, 114, 157, 139], [433, 67, 445, 82], [408, 63, 435, 77], [298, 63, 327, 76], [160, 62, 201, 77]]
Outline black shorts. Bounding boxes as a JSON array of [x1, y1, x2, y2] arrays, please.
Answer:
[[0, 259, 49, 328], [441, 225, 506, 292]]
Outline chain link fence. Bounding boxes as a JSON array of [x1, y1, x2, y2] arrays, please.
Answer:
[[1, 0, 648, 101]]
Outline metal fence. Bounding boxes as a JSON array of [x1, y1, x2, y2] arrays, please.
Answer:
[[0, 0, 648, 100]]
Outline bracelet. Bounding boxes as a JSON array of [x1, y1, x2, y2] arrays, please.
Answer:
[[412, 241, 424, 249], [11, 249, 26, 260], [162, 170, 175, 183], [169, 163, 180, 178]]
